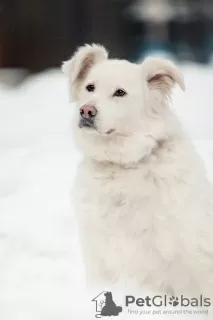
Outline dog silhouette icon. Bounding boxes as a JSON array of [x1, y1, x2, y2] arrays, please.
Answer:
[[101, 291, 122, 317]]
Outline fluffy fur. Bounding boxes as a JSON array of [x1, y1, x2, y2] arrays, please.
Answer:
[[63, 44, 213, 305]]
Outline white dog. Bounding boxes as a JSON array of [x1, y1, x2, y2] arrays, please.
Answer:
[[62, 44, 213, 307]]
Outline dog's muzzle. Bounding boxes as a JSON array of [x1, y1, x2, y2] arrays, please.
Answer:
[[79, 118, 95, 129], [79, 104, 97, 129]]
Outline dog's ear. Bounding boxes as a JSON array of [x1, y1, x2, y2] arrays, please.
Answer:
[[141, 57, 185, 93], [62, 44, 108, 99]]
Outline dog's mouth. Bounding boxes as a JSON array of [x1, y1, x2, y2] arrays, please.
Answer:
[[79, 119, 115, 135], [105, 129, 115, 135], [79, 118, 95, 129]]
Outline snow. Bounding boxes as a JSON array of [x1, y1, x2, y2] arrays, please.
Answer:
[[0, 65, 213, 319], [0, 70, 84, 320]]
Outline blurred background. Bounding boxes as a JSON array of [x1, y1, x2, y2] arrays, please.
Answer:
[[1, 0, 213, 80]]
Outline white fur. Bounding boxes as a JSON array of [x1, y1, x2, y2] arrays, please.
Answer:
[[63, 45, 213, 308]]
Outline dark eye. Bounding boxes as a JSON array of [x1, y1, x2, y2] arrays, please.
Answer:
[[86, 84, 95, 92], [113, 89, 127, 97]]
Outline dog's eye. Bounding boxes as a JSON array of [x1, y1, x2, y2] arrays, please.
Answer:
[[86, 84, 95, 92], [113, 89, 127, 97]]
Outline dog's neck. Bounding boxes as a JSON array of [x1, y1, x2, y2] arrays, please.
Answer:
[[87, 133, 173, 169]]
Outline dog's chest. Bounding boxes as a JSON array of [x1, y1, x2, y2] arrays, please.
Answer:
[[74, 160, 202, 287], [75, 160, 187, 242], [77, 160, 185, 212]]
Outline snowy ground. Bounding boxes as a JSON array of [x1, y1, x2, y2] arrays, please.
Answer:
[[0, 65, 213, 319]]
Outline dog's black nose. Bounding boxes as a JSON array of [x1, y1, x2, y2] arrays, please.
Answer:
[[80, 104, 97, 119]]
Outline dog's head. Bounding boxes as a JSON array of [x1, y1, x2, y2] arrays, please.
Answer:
[[104, 291, 112, 300], [62, 44, 185, 166]]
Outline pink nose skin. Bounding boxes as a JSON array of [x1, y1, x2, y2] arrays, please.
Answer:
[[80, 104, 97, 119]]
